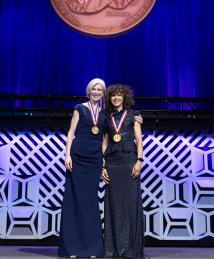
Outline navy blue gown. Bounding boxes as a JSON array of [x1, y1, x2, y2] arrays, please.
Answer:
[[59, 104, 105, 258]]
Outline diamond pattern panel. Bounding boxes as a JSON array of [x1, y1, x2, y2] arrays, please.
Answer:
[[0, 128, 213, 239]]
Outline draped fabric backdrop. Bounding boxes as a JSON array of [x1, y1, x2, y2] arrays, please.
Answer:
[[0, 0, 214, 97]]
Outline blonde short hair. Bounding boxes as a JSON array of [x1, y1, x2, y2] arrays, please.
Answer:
[[86, 78, 106, 97]]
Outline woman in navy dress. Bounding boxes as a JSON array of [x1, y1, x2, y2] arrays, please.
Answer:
[[102, 85, 146, 259], [58, 78, 106, 258]]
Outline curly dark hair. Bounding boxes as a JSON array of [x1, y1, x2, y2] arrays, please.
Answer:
[[105, 84, 135, 112]]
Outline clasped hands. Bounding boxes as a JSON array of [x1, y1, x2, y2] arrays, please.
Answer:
[[101, 161, 142, 184]]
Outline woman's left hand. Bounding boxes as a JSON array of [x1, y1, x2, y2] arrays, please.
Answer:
[[135, 114, 143, 124], [101, 168, 110, 184], [131, 161, 142, 178]]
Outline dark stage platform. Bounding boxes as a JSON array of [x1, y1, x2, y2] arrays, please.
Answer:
[[0, 246, 214, 259]]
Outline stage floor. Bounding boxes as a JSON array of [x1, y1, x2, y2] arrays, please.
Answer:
[[0, 247, 214, 259]]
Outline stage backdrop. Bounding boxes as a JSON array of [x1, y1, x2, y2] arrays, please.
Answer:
[[0, 0, 214, 97], [0, 127, 214, 240]]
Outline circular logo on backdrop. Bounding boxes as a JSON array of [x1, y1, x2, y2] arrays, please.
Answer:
[[50, 0, 156, 37]]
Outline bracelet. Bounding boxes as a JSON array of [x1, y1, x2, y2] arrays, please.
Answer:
[[137, 158, 143, 162]]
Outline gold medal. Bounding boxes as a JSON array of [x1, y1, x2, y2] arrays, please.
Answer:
[[111, 110, 127, 143], [87, 101, 100, 136], [91, 126, 99, 135], [113, 133, 122, 142]]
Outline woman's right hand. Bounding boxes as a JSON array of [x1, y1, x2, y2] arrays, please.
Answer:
[[101, 168, 110, 184], [65, 156, 72, 172]]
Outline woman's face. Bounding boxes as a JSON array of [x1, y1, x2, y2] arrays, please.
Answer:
[[110, 92, 124, 109], [89, 84, 104, 102]]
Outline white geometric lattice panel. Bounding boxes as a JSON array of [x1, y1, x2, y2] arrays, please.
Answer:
[[142, 129, 214, 240], [0, 127, 213, 240], [0, 128, 66, 239]]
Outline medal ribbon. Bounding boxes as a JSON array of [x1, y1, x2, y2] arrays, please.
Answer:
[[87, 101, 99, 126], [111, 110, 127, 134]]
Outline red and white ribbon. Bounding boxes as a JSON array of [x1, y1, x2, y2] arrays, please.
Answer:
[[87, 101, 100, 126], [111, 110, 127, 133]]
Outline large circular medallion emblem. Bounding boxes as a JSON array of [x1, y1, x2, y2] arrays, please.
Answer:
[[50, 0, 156, 37]]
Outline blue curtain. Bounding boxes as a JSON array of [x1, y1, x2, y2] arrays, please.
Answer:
[[0, 0, 214, 97]]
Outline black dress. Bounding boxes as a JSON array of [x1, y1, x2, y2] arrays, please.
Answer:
[[104, 110, 145, 258], [58, 104, 105, 258]]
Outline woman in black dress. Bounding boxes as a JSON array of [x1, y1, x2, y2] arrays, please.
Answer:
[[102, 85, 145, 258], [59, 78, 106, 258]]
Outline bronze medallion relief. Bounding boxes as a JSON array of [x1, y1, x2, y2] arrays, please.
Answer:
[[50, 0, 156, 37]]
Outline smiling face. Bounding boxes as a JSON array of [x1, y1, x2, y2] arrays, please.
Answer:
[[110, 92, 124, 110], [89, 83, 104, 103]]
